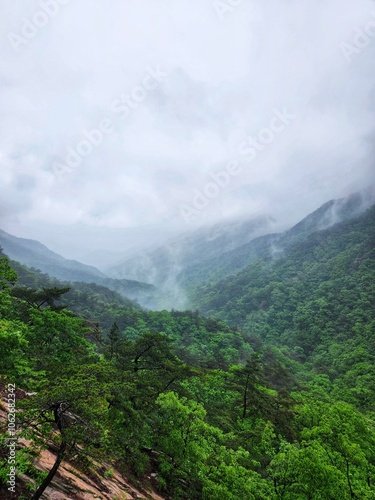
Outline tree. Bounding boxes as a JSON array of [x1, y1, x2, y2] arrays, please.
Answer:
[[228, 356, 271, 420], [269, 440, 346, 499], [11, 285, 70, 311], [0, 255, 17, 290], [105, 321, 121, 360], [154, 392, 274, 499], [26, 307, 94, 371], [20, 363, 112, 499]]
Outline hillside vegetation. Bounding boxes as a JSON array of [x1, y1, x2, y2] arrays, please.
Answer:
[[191, 205, 375, 412], [0, 204, 374, 499]]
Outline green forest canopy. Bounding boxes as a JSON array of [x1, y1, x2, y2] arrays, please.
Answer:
[[0, 205, 374, 499]]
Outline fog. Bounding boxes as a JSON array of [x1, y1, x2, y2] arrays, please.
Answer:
[[1, 0, 375, 261]]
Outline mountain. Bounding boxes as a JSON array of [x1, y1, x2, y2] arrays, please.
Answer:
[[0, 229, 161, 308], [0, 228, 107, 283], [191, 202, 375, 334], [2, 189, 373, 311], [178, 188, 375, 289], [2, 195, 375, 499], [106, 214, 276, 286], [106, 189, 375, 303]]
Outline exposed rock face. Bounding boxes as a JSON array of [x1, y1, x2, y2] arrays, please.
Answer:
[[0, 385, 164, 500]]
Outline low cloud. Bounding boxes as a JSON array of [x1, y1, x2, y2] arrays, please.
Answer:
[[0, 0, 374, 256]]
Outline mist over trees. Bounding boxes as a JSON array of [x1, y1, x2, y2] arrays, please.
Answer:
[[0, 204, 375, 498]]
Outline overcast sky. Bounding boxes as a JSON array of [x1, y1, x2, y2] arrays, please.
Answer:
[[1, 0, 374, 259]]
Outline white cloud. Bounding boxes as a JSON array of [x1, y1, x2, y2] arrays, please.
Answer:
[[0, 0, 374, 255]]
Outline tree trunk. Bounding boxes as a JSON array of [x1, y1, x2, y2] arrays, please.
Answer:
[[30, 440, 67, 500], [345, 459, 355, 499], [242, 373, 250, 419]]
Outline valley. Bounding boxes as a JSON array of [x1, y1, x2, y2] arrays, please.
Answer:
[[0, 190, 374, 499]]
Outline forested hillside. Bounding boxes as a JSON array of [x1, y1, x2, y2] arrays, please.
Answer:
[[191, 204, 375, 411], [179, 190, 375, 290], [1, 197, 375, 500], [106, 215, 274, 286], [2, 0, 374, 497], [0, 229, 163, 309]]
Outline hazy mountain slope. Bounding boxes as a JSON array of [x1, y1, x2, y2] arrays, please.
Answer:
[[191, 203, 375, 335], [2, 189, 372, 311], [179, 189, 375, 289], [0, 229, 107, 282], [0, 229, 162, 309], [9, 258, 141, 312], [106, 215, 275, 286], [185, 203, 375, 414]]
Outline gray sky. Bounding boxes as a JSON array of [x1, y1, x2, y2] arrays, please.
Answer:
[[1, 0, 375, 259]]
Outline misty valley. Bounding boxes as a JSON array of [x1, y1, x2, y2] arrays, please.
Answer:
[[0, 190, 375, 499], [2, 0, 375, 497]]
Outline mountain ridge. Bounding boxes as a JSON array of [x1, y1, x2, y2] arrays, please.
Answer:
[[1, 188, 374, 310], [0, 229, 163, 309], [179, 189, 375, 290]]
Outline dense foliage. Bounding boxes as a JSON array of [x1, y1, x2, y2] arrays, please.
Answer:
[[192, 205, 375, 413], [0, 205, 374, 499]]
